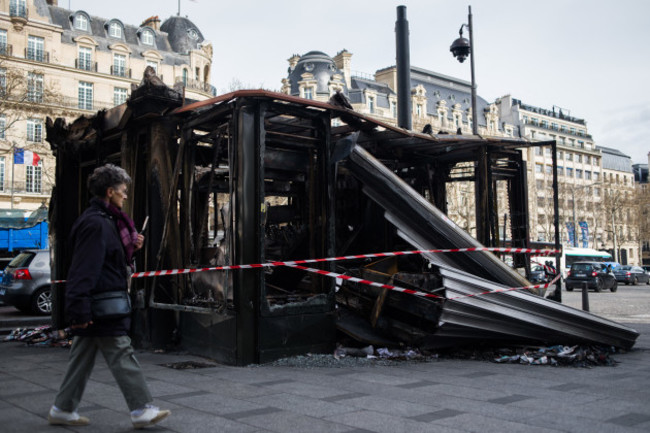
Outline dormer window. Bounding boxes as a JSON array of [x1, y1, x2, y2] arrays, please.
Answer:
[[108, 21, 123, 39], [140, 28, 154, 46], [187, 28, 198, 40], [74, 13, 89, 31]]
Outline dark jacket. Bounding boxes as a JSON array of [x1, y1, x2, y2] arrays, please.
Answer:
[[65, 198, 130, 336]]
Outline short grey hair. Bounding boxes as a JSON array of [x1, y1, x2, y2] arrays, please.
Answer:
[[87, 164, 131, 198]]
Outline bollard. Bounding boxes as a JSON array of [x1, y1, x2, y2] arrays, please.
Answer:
[[581, 282, 589, 312]]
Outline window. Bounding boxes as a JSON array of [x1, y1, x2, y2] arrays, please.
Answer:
[[303, 87, 313, 100], [416, 104, 423, 117], [558, 151, 564, 159], [390, 101, 397, 118], [0, 115, 5, 139], [0, 68, 6, 96], [576, 154, 582, 163], [585, 171, 592, 180], [557, 166, 564, 176], [140, 29, 154, 46], [535, 163, 543, 173], [10, 0, 26, 18], [27, 72, 43, 102], [78, 81, 93, 110], [545, 165, 552, 175], [109, 22, 122, 38], [545, 147, 552, 156], [551, 122, 558, 130], [27, 36, 45, 62], [577, 140, 584, 148], [566, 167, 573, 177], [0, 156, 4, 191], [570, 127, 576, 135], [534, 147, 542, 156], [78, 46, 92, 70], [585, 155, 591, 164], [536, 180, 544, 189], [113, 87, 128, 106], [368, 96, 375, 113], [112, 54, 126, 77], [594, 172, 600, 180], [541, 120, 548, 128], [26, 119, 42, 142], [75, 14, 88, 31], [566, 152, 573, 161], [146, 60, 158, 73], [594, 187, 601, 197], [26, 163, 42, 193], [0, 30, 7, 55], [576, 169, 583, 179]]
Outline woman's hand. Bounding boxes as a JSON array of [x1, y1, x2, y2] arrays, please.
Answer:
[[134, 234, 144, 251]]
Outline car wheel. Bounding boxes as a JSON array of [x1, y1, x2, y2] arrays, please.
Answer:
[[610, 280, 618, 292], [31, 287, 52, 315], [633, 277, 638, 286], [594, 278, 603, 292]]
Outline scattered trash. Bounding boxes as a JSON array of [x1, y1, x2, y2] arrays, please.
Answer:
[[2, 325, 72, 348], [159, 361, 218, 369], [487, 345, 619, 367]]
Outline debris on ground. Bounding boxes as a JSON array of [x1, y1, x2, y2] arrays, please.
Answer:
[[444, 344, 621, 367], [4, 325, 622, 368], [2, 325, 72, 347]]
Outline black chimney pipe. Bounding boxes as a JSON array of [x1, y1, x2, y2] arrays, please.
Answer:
[[396, 5, 412, 130]]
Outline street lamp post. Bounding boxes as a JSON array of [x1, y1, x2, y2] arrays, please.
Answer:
[[450, 5, 478, 135]]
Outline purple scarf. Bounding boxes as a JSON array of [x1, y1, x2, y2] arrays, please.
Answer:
[[105, 202, 138, 267]]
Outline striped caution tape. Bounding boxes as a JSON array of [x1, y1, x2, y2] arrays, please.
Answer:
[[286, 264, 561, 301], [284, 264, 443, 299], [130, 246, 559, 279]]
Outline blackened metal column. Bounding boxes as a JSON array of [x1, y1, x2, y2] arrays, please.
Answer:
[[233, 102, 264, 365]]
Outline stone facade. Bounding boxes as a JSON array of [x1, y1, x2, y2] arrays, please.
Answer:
[[282, 50, 643, 265], [0, 0, 213, 211]]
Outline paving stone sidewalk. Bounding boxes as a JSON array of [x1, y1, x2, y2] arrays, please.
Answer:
[[1, 322, 649, 433]]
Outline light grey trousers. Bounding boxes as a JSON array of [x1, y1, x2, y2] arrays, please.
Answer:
[[54, 335, 152, 412]]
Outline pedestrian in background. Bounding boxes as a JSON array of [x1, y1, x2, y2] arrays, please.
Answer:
[[48, 164, 170, 429]]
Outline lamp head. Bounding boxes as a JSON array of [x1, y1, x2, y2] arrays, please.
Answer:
[[450, 36, 471, 63]]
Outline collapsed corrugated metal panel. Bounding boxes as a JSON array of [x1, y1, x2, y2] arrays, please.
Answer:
[[338, 145, 639, 350]]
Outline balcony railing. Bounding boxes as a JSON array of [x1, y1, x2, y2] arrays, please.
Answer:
[[75, 58, 98, 72], [523, 119, 592, 140], [0, 44, 13, 56], [0, 181, 52, 196], [9, 4, 28, 19], [25, 48, 49, 63], [175, 77, 217, 95], [110, 65, 131, 78]]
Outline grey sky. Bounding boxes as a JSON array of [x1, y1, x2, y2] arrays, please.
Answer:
[[78, 0, 650, 164]]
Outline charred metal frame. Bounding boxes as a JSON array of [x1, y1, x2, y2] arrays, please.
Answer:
[[48, 88, 577, 364]]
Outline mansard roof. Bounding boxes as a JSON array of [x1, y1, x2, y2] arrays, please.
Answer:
[[45, 3, 204, 67]]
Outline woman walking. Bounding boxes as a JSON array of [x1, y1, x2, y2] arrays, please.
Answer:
[[48, 164, 170, 429]]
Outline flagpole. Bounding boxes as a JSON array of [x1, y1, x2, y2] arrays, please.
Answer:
[[10, 142, 15, 209]]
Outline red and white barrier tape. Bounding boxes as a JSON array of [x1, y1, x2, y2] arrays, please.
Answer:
[[130, 247, 559, 279], [287, 264, 561, 301], [285, 264, 443, 299]]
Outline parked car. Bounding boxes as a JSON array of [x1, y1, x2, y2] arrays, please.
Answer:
[[613, 265, 650, 286], [642, 265, 650, 276], [565, 261, 617, 292], [0, 249, 51, 314]]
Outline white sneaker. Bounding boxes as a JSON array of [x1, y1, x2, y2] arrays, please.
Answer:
[[48, 406, 90, 426], [131, 404, 171, 429]]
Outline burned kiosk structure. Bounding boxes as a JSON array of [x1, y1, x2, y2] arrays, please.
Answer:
[[48, 82, 638, 365]]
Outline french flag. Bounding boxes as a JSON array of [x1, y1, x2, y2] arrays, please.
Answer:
[[14, 148, 40, 166]]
